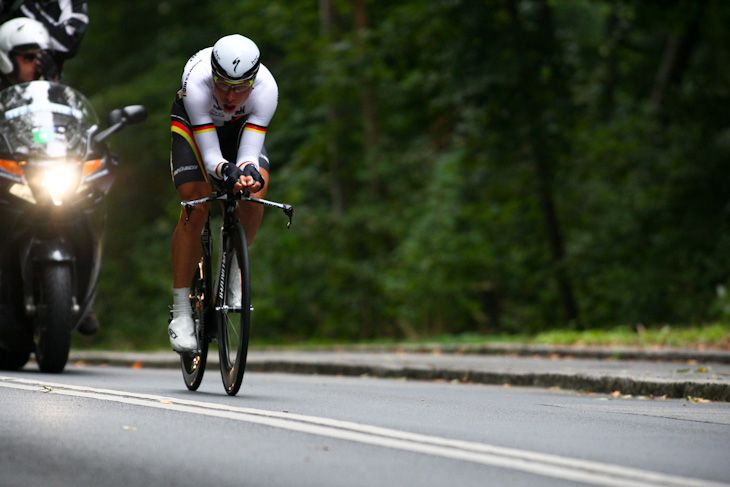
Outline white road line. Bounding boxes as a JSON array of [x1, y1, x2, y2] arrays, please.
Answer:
[[1, 376, 727, 487]]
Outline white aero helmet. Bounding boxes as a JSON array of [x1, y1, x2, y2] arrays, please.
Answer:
[[211, 34, 260, 83], [0, 17, 51, 75]]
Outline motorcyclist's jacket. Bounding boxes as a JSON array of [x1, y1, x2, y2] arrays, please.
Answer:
[[12, 1, 88, 64], [179, 47, 278, 179]]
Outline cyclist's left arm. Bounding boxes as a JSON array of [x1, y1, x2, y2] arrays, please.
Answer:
[[236, 65, 278, 173]]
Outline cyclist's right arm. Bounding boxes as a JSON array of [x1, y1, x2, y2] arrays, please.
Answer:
[[181, 49, 228, 180], [183, 90, 228, 179]]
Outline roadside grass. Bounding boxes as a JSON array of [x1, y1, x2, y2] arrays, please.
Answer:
[[529, 323, 730, 349], [74, 322, 730, 351], [254, 323, 730, 351]]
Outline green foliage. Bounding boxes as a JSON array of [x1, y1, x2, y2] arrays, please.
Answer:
[[532, 323, 730, 349], [67, 0, 730, 349]]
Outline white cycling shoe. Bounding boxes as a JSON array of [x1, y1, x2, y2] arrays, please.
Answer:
[[168, 314, 197, 352]]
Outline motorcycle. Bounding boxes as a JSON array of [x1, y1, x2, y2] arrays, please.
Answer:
[[0, 80, 146, 373]]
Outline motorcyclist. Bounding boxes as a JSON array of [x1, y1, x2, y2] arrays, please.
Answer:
[[0, 0, 88, 76], [0, 16, 57, 89]]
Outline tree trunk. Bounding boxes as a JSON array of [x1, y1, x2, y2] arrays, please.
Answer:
[[650, 0, 707, 116], [318, 0, 346, 220], [598, 4, 624, 120], [353, 0, 383, 194], [509, 0, 580, 325]]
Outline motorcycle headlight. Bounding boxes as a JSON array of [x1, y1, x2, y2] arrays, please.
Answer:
[[17, 160, 83, 206], [42, 164, 80, 206]]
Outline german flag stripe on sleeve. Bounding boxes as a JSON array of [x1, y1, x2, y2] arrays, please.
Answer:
[[171, 121, 207, 182], [192, 123, 216, 135], [244, 123, 267, 135]]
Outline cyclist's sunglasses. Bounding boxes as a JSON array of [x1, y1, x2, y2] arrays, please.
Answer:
[[213, 74, 254, 93]]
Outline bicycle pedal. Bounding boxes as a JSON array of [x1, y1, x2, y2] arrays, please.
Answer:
[[176, 349, 201, 357]]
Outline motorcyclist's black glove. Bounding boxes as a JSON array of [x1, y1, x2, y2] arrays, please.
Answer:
[[37, 51, 58, 81], [220, 162, 244, 192], [242, 164, 265, 191]]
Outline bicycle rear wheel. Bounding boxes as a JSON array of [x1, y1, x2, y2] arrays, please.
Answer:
[[180, 258, 210, 390], [216, 221, 251, 396]]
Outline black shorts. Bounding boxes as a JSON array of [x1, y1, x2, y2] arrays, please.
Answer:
[[169, 94, 270, 188]]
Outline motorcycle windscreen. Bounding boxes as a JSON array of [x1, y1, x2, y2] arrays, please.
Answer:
[[0, 81, 99, 162]]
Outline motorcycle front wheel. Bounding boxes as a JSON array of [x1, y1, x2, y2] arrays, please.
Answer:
[[33, 264, 74, 373]]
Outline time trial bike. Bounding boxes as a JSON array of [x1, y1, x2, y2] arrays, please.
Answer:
[[176, 189, 293, 396]]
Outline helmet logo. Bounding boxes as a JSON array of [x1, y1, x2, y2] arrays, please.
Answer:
[[232, 57, 240, 73]]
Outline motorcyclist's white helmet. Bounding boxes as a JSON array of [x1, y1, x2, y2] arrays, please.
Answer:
[[0, 17, 51, 75], [211, 34, 260, 83]]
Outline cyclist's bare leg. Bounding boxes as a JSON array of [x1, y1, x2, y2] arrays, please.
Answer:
[[172, 181, 212, 288], [235, 167, 269, 246]]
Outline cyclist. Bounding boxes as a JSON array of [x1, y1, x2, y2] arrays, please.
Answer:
[[168, 34, 278, 352], [0, 17, 55, 89], [0, 0, 88, 76]]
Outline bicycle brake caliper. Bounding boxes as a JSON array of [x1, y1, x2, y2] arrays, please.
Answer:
[[183, 203, 194, 225]]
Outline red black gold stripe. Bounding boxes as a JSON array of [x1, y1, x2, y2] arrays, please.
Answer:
[[192, 123, 216, 135], [171, 121, 208, 182], [244, 123, 267, 135]]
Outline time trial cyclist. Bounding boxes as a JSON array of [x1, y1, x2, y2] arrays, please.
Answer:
[[168, 34, 278, 352]]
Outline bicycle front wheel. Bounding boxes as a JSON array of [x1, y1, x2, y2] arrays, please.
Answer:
[[216, 222, 251, 396]]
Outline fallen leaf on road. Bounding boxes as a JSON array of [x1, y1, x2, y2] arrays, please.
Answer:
[[610, 390, 621, 397], [696, 367, 709, 373], [123, 426, 137, 431], [686, 396, 711, 404], [131, 362, 143, 369]]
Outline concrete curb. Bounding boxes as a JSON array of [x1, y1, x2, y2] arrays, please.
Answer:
[[69, 348, 730, 402], [271, 344, 730, 364], [244, 360, 730, 402]]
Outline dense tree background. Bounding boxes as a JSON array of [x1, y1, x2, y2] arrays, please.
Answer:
[[64, 0, 730, 349]]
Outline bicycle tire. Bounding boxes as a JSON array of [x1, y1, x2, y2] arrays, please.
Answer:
[[216, 221, 251, 396], [180, 257, 210, 390]]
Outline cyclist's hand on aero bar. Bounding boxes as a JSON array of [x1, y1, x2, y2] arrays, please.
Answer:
[[241, 164, 265, 193], [221, 162, 265, 194]]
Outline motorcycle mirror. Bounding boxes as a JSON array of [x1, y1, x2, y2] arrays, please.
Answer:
[[122, 105, 147, 125], [94, 105, 147, 145], [106, 109, 123, 127]]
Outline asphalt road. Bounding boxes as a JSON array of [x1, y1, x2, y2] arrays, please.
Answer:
[[1, 365, 729, 487]]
